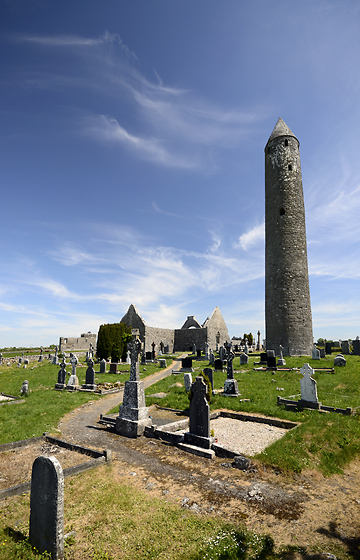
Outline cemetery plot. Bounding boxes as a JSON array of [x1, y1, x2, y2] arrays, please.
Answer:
[[0, 440, 92, 490]]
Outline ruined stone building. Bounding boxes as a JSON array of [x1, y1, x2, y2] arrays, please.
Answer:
[[59, 332, 97, 352], [120, 304, 230, 353], [265, 118, 313, 356]]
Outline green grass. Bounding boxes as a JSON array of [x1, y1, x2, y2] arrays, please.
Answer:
[[0, 463, 353, 560], [144, 354, 360, 475]]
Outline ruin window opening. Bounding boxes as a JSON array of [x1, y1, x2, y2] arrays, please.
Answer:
[[267, 147, 271, 153], [280, 208, 285, 216], [285, 139, 288, 146], [288, 164, 292, 171]]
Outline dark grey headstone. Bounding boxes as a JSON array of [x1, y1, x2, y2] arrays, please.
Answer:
[[260, 352, 267, 363], [188, 377, 210, 438], [182, 357, 193, 369], [266, 349, 275, 357], [110, 363, 117, 374], [319, 348, 326, 358], [214, 359, 223, 371], [196, 349, 201, 358], [29, 456, 64, 560], [325, 342, 332, 355], [341, 341, 350, 355], [146, 351, 152, 361], [57, 364, 66, 385], [266, 356, 276, 368], [100, 359, 107, 373], [240, 353, 249, 365], [352, 339, 360, 356]]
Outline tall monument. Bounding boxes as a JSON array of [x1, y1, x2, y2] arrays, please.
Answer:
[[265, 118, 313, 356]]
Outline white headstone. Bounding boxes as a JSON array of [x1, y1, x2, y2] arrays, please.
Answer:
[[300, 363, 318, 403]]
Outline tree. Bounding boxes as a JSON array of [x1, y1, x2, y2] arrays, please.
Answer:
[[97, 323, 132, 361]]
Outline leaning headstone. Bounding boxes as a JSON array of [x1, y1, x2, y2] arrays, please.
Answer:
[[334, 354, 346, 367], [116, 330, 151, 437], [20, 380, 29, 396], [240, 353, 248, 365], [312, 344, 320, 360], [29, 456, 64, 560], [184, 372, 192, 393], [203, 367, 214, 392], [299, 363, 319, 407], [55, 362, 67, 390], [179, 377, 214, 458], [82, 359, 97, 390], [100, 359, 107, 373], [341, 340, 350, 355]]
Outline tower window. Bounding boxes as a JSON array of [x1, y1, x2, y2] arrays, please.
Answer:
[[280, 208, 285, 216], [288, 164, 292, 171], [267, 147, 271, 154], [285, 139, 288, 147]]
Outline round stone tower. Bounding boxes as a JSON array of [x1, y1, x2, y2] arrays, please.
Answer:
[[265, 118, 313, 356]]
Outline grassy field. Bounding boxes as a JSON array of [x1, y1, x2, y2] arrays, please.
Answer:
[[1, 352, 359, 559], [0, 357, 176, 444]]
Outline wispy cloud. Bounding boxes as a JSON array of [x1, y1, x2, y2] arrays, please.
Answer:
[[233, 222, 265, 251]]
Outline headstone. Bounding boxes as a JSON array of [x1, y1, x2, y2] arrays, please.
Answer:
[[300, 363, 318, 404], [196, 349, 202, 359], [341, 340, 350, 355], [82, 359, 97, 390], [164, 345, 169, 354], [277, 344, 286, 366], [184, 372, 192, 392], [159, 358, 166, 368], [181, 357, 193, 370], [20, 380, 29, 395], [192, 343, 196, 355], [180, 377, 214, 457], [214, 359, 223, 371], [100, 359, 107, 373], [116, 330, 151, 437], [18, 357, 23, 364], [209, 350, 215, 365], [312, 344, 320, 360], [334, 354, 346, 367], [29, 456, 64, 560], [219, 346, 226, 362], [70, 354, 78, 376], [53, 346, 59, 365], [151, 341, 156, 360], [352, 337, 360, 356], [266, 352, 276, 368], [256, 330, 261, 351], [145, 351, 152, 361], [325, 342, 332, 355], [38, 347, 43, 362], [240, 353, 248, 365], [203, 367, 214, 392], [260, 352, 267, 364], [204, 342, 209, 360], [66, 371, 79, 391], [319, 348, 326, 358], [126, 350, 131, 365], [55, 362, 67, 390], [140, 352, 146, 365], [244, 343, 249, 354], [223, 344, 239, 396], [109, 363, 117, 374]]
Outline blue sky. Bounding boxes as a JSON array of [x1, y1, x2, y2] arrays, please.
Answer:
[[1, 0, 360, 347]]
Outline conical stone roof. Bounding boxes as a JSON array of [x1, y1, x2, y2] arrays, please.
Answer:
[[266, 118, 298, 146]]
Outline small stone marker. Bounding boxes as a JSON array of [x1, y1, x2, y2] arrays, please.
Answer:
[[158, 358, 166, 367], [203, 367, 214, 392], [312, 344, 320, 360], [184, 372, 192, 392], [55, 362, 67, 390], [334, 353, 346, 366], [29, 455, 64, 560], [240, 353, 248, 365], [66, 370, 79, 391], [110, 363, 117, 374], [20, 380, 29, 395], [300, 363, 319, 406], [100, 359, 107, 373]]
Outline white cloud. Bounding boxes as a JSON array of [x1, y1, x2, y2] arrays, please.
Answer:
[[234, 222, 265, 251]]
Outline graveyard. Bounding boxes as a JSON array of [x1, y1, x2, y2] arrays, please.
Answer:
[[1, 348, 360, 559]]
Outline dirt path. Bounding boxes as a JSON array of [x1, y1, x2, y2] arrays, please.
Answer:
[[56, 357, 360, 556]]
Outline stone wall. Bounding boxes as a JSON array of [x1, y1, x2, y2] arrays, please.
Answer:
[[144, 326, 175, 353], [59, 333, 97, 352], [173, 328, 207, 352]]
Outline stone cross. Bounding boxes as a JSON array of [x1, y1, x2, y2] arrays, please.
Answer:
[[257, 330, 261, 351], [128, 332, 141, 381], [29, 456, 64, 560], [57, 362, 66, 385], [300, 363, 318, 403], [70, 354, 78, 376], [224, 341, 234, 379]]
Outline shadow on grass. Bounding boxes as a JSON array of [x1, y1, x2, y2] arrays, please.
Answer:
[[317, 521, 360, 560], [4, 526, 27, 543]]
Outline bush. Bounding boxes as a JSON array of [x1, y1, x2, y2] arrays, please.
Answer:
[[97, 323, 132, 362]]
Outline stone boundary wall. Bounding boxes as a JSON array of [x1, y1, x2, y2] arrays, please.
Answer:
[[59, 334, 97, 352], [173, 328, 207, 352]]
